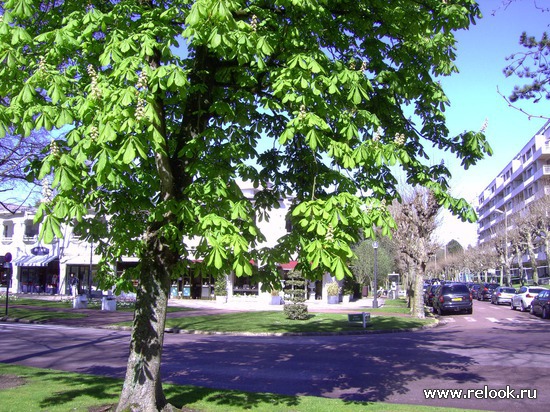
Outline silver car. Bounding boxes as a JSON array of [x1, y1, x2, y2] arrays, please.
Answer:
[[511, 286, 545, 312], [491, 286, 516, 305]]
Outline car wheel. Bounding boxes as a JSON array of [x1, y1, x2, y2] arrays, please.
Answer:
[[510, 301, 516, 310], [520, 301, 527, 312], [437, 306, 443, 316], [467, 308, 473, 315], [530, 305, 535, 315], [543, 306, 550, 320]]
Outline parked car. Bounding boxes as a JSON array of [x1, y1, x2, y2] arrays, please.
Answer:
[[530, 289, 550, 319], [469, 283, 481, 298], [424, 284, 439, 307], [490, 286, 516, 305], [510, 286, 546, 312], [432, 283, 473, 316], [477, 283, 499, 301]]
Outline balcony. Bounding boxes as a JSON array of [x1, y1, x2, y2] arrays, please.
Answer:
[[1, 236, 13, 245], [23, 235, 38, 244]]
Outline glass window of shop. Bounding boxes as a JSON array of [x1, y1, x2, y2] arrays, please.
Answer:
[[66, 264, 97, 296]]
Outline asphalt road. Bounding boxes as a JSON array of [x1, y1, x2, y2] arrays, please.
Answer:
[[0, 299, 548, 411]]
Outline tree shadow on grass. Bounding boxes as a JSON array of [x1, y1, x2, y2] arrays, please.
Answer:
[[164, 384, 302, 410]]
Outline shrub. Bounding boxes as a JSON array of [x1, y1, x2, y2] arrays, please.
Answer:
[[214, 276, 227, 296], [327, 281, 340, 296], [283, 270, 309, 320]]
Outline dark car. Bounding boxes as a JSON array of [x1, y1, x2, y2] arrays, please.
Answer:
[[477, 283, 499, 301], [423, 284, 439, 307], [469, 283, 481, 298], [530, 289, 550, 319], [432, 283, 473, 316]]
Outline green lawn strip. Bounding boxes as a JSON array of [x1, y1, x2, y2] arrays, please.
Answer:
[[6, 297, 73, 308], [368, 306, 409, 314], [156, 311, 435, 334], [3, 296, 193, 313], [2, 308, 86, 322], [0, 363, 479, 412]]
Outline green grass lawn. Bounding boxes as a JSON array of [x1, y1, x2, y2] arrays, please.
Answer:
[[1, 307, 87, 322], [156, 310, 435, 334], [3, 296, 192, 313], [3, 295, 433, 334], [0, 363, 479, 412]]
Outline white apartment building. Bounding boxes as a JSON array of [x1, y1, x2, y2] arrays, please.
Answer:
[[476, 120, 550, 278], [0, 181, 330, 301]]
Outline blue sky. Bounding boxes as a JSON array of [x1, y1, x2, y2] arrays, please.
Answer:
[[432, 0, 550, 247]]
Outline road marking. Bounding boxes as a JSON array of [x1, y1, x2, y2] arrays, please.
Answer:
[[464, 317, 476, 322], [486, 317, 500, 323]]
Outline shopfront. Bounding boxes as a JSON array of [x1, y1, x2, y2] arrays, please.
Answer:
[[15, 254, 59, 294]]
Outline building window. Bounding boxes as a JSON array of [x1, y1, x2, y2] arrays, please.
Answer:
[[522, 147, 533, 163], [24, 219, 39, 239], [2, 221, 14, 238]]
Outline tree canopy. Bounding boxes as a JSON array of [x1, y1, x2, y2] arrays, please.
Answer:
[[501, 1, 550, 105], [0, 129, 48, 209], [0, 1, 492, 410]]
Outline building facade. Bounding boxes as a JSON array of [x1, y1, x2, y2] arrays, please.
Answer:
[[0, 181, 332, 301], [476, 120, 550, 279]]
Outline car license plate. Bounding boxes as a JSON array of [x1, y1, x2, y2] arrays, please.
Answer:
[[452, 297, 463, 301]]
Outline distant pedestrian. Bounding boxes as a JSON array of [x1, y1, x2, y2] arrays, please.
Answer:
[[70, 274, 79, 297]]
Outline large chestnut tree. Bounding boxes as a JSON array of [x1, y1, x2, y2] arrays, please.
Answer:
[[0, 1, 491, 410]]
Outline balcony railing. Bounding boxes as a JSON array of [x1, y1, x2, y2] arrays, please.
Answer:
[[23, 235, 38, 244], [1, 236, 13, 245]]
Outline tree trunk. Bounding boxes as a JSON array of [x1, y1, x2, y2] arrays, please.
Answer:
[[116, 233, 176, 412], [410, 265, 425, 319], [527, 242, 539, 285]]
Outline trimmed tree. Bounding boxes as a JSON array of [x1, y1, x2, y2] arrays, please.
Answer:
[[0, 1, 491, 410]]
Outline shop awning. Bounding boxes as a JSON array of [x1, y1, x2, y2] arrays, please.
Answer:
[[15, 255, 58, 267], [279, 261, 298, 271]]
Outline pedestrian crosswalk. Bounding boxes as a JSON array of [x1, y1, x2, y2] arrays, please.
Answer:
[[439, 316, 546, 324]]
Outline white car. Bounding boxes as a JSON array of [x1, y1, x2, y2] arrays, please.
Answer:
[[510, 286, 546, 312]]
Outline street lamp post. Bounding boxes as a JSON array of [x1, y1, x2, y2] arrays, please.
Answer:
[[3, 252, 13, 316], [373, 241, 379, 309]]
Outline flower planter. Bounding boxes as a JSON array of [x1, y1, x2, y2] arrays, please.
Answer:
[[270, 295, 282, 305], [101, 297, 117, 311], [327, 295, 339, 304], [73, 294, 88, 309], [216, 295, 227, 304]]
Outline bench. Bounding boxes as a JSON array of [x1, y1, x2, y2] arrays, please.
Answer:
[[348, 312, 371, 328]]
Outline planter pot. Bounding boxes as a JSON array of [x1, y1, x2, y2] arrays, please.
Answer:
[[73, 295, 88, 309], [327, 295, 339, 304], [101, 297, 117, 311], [270, 295, 282, 305], [216, 295, 227, 304], [342, 295, 351, 304]]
